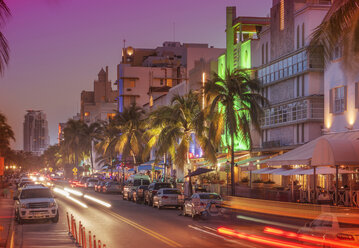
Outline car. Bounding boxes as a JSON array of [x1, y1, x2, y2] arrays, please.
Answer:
[[76, 177, 90, 188], [132, 185, 148, 203], [94, 180, 106, 192], [153, 188, 184, 209], [85, 178, 99, 188], [144, 182, 173, 206], [182, 193, 222, 219], [297, 212, 359, 247], [123, 175, 151, 201], [103, 182, 121, 194], [14, 185, 59, 224]]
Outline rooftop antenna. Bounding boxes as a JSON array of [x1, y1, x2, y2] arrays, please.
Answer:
[[173, 22, 175, 42], [123, 39, 126, 49]]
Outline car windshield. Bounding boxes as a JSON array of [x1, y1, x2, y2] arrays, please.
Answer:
[[134, 179, 150, 186], [163, 189, 181, 194], [338, 217, 359, 228], [20, 188, 53, 199], [88, 179, 98, 182], [199, 194, 221, 200], [154, 183, 172, 190]]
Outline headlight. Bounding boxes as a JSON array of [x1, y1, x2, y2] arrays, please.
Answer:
[[20, 203, 27, 209], [49, 202, 57, 208]]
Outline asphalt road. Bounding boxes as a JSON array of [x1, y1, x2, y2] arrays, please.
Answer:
[[51, 184, 313, 248]]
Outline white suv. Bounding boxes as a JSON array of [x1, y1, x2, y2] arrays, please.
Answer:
[[14, 185, 59, 224]]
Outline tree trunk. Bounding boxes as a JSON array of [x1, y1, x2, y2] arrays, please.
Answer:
[[231, 134, 235, 196], [90, 140, 94, 177]]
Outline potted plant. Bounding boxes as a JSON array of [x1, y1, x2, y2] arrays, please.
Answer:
[[263, 180, 276, 188], [253, 179, 264, 188]]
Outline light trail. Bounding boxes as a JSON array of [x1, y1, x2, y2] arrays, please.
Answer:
[[64, 187, 83, 196], [236, 215, 300, 229], [264, 226, 359, 248], [53, 187, 69, 197], [84, 194, 111, 208], [53, 187, 88, 208], [217, 227, 315, 248], [67, 196, 88, 208]]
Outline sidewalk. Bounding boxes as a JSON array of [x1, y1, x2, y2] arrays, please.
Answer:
[[0, 193, 14, 248]]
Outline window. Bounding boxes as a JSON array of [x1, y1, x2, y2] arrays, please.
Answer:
[[280, 0, 285, 31], [262, 44, 264, 64], [331, 45, 343, 60], [130, 96, 136, 105], [84, 112, 90, 117], [331, 86, 346, 113], [107, 113, 116, 120], [297, 25, 300, 49], [302, 23, 305, 47], [265, 42, 268, 63]]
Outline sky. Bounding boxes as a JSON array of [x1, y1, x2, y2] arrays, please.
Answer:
[[0, 0, 271, 150]]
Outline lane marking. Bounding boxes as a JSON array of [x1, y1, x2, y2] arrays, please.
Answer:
[[101, 208, 182, 247], [236, 215, 300, 230]]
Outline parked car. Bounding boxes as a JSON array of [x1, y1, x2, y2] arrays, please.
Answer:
[[103, 182, 121, 194], [85, 178, 99, 188], [123, 175, 151, 200], [94, 180, 106, 192], [144, 182, 173, 206], [182, 193, 222, 219], [132, 185, 148, 203], [153, 188, 184, 209], [14, 184, 58, 224], [297, 213, 359, 247]]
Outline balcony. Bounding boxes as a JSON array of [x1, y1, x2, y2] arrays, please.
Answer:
[[257, 47, 324, 86], [261, 98, 324, 129]]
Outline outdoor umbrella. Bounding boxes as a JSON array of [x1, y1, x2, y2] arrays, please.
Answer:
[[185, 168, 213, 177]]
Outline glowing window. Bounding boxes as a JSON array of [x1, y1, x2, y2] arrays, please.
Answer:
[[107, 113, 116, 120], [84, 112, 90, 117], [280, 0, 285, 31]]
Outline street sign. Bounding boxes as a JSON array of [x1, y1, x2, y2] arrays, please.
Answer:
[[72, 167, 78, 173], [73, 172, 77, 176], [49, 167, 53, 172]]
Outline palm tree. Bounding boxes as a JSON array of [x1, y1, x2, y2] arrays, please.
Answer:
[[62, 119, 89, 167], [0, 0, 10, 75], [0, 112, 14, 157], [205, 69, 266, 196], [114, 104, 146, 165], [310, 0, 359, 68], [85, 121, 103, 175], [146, 91, 217, 178]]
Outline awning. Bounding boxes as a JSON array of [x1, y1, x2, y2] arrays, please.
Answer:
[[312, 138, 359, 166], [138, 165, 164, 171], [238, 155, 271, 167], [280, 168, 308, 176], [139, 160, 165, 166], [251, 167, 276, 174], [271, 168, 291, 175], [299, 167, 356, 175], [265, 131, 359, 166]]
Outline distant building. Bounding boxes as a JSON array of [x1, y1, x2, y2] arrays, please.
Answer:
[[117, 41, 224, 112], [23, 110, 50, 155], [81, 67, 118, 124], [58, 123, 66, 143]]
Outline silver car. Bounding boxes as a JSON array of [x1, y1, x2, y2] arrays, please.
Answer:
[[153, 188, 184, 209], [85, 178, 99, 188], [182, 193, 222, 218]]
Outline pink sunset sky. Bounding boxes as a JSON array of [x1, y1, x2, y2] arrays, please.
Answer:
[[0, 0, 271, 149]]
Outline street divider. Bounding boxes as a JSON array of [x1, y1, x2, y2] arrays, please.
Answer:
[[67, 212, 106, 248]]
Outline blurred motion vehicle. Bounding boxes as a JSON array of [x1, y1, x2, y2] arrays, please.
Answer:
[[14, 185, 58, 224], [94, 180, 106, 192], [183, 193, 222, 219], [132, 185, 148, 203], [144, 182, 173, 206], [75, 177, 90, 188], [103, 181, 121, 194], [123, 175, 151, 201], [85, 178, 99, 188], [298, 213, 359, 246], [153, 188, 184, 209]]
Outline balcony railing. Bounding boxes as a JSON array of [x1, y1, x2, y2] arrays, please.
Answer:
[[261, 98, 324, 129]]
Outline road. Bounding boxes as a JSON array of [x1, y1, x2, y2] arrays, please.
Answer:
[[51, 183, 313, 248]]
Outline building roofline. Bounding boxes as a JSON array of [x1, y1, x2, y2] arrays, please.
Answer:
[[233, 16, 270, 27]]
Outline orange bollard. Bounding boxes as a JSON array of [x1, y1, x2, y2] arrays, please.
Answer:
[[89, 231, 92, 248], [66, 212, 71, 234], [79, 221, 82, 247], [74, 221, 78, 244], [103, 245, 106, 248], [83, 226, 86, 248], [93, 235, 97, 248], [98, 240, 101, 248]]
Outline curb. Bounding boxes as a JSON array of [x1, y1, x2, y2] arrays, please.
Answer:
[[5, 211, 15, 248]]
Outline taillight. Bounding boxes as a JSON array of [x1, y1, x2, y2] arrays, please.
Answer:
[[162, 196, 168, 199], [337, 233, 355, 241]]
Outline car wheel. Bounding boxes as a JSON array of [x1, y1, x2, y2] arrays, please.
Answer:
[[191, 209, 197, 220], [51, 212, 59, 223], [157, 203, 161, 210]]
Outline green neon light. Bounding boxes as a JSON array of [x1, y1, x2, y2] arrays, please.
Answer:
[[240, 40, 251, 69]]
